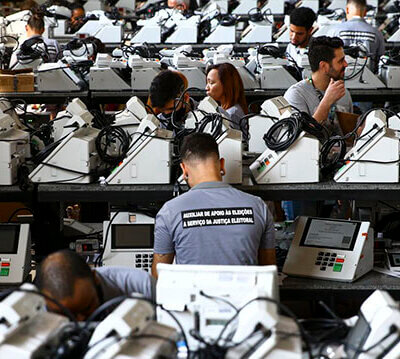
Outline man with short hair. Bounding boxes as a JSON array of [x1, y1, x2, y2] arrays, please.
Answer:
[[149, 70, 196, 130], [326, 0, 384, 73], [69, 3, 85, 33], [36, 250, 155, 321], [284, 36, 353, 135], [286, 7, 316, 64], [152, 133, 276, 278], [168, 0, 192, 11]]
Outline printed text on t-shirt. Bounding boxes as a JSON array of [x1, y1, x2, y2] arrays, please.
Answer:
[[181, 208, 254, 228]]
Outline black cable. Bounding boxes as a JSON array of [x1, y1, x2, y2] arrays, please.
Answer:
[[199, 290, 239, 313], [95, 125, 130, 166], [94, 210, 120, 267]]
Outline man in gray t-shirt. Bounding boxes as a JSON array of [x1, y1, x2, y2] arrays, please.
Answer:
[[36, 250, 154, 321], [326, 0, 385, 73], [152, 133, 276, 277], [284, 36, 353, 136]]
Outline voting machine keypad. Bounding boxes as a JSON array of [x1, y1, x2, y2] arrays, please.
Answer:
[[315, 252, 345, 272], [134, 252, 153, 272]]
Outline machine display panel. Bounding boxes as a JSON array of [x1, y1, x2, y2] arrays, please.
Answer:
[[111, 224, 154, 249], [300, 218, 361, 251], [0, 224, 19, 254]]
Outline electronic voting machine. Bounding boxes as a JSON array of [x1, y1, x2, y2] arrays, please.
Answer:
[[283, 217, 373, 282], [0, 223, 31, 284]]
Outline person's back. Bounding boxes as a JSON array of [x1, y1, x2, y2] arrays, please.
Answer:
[[155, 182, 274, 265], [326, 0, 384, 72], [152, 133, 275, 275]]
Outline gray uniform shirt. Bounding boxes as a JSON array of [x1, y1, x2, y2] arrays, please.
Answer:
[[284, 79, 353, 135], [95, 266, 155, 303], [154, 181, 275, 265], [226, 104, 245, 130], [326, 17, 385, 72]]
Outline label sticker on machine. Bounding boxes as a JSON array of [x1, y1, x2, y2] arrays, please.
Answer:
[[182, 208, 254, 228], [300, 218, 361, 251]]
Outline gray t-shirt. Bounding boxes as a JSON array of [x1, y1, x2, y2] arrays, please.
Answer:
[[226, 104, 246, 130], [284, 79, 353, 135], [154, 181, 275, 265], [326, 17, 385, 72], [95, 266, 155, 303]]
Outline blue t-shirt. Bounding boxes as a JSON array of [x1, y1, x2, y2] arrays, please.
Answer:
[[154, 181, 275, 265]]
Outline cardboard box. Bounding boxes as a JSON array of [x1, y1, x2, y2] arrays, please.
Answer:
[[0, 69, 34, 93]]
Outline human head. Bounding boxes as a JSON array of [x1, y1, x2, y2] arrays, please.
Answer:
[[26, 11, 45, 37], [36, 250, 100, 321], [168, 0, 190, 11], [206, 63, 248, 114], [308, 36, 348, 80], [289, 7, 316, 48], [149, 70, 189, 115], [180, 132, 225, 188], [346, 0, 367, 19], [70, 3, 85, 32]]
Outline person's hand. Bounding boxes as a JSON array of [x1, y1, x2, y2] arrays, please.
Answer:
[[323, 79, 346, 107]]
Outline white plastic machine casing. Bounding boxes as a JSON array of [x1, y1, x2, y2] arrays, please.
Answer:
[[380, 65, 400, 88], [156, 264, 279, 351], [171, 54, 206, 89], [36, 61, 85, 92], [165, 15, 200, 43], [129, 55, 161, 90], [114, 96, 147, 137], [103, 212, 154, 272], [345, 290, 400, 359], [241, 20, 272, 43], [283, 216, 373, 282], [334, 110, 399, 183], [29, 127, 100, 184], [0, 283, 69, 357], [184, 97, 242, 184], [249, 131, 320, 184], [0, 224, 30, 284], [105, 115, 172, 184], [248, 97, 292, 153], [0, 127, 30, 185], [232, 0, 258, 15], [52, 98, 94, 142], [76, 11, 123, 44], [344, 56, 386, 89], [89, 54, 131, 91], [85, 298, 177, 359]]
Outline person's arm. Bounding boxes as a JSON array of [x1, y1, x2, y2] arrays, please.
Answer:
[[258, 248, 276, 265], [258, 202, 276, 265], [313, 79, 346, 124], [151, 253, 175, 278], [152, 205, 175, 279]]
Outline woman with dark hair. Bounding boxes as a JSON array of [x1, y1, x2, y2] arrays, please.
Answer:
[[10, 10, 60, 68], [206, 62, 248, 130]]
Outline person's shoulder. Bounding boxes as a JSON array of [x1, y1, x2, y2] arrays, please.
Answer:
[[229, 186, 267, 206], [285, 79, 308, 95], [227, 104, 245, 117]]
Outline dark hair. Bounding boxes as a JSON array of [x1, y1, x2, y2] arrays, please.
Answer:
[[35, 250, 95, 300], [149, 70, 185, 110], [290, 7, 316, 30], [27, 10, 45, 32], [206, 63, 248, 115], [180, 132, 220, 162], [308, 36, 344, 72], [71, 2, 85, 11], [348, 0, 367, 9]]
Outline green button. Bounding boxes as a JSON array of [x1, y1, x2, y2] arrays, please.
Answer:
[[333, 264, 342, 272], [0, 268, 9, 276]]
